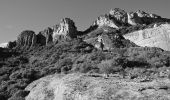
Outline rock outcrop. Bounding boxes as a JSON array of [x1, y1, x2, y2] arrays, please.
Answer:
[[52, 18, 78, 42], [16, 30, 37, 48], [37, 27, 53, 45], [25, 73, 170, 100], [93, 15, 119, 29], [124, 23, 170, 51], [109, 8, 128, 24], [84, 26, 137, 50]]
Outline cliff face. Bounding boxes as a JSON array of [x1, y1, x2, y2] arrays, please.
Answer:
[[124, 24, 170, 51], [16, 30, 37, 49], [52, 18, 78, 42], [37, 27, 53, 45]]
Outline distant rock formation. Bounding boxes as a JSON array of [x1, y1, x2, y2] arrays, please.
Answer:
[[37, 27, 53, 45], [16, 30, 37, 49], [52, 18, 78, 42], [124, 23, 170, 51], [25, 73, 170, 100], [6, 8, 170, 51], [93, 8, 170, 28]]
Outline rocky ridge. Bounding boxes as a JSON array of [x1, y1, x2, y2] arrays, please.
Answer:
[[7, 8, 170, 51], [93, 8, 170, 28]]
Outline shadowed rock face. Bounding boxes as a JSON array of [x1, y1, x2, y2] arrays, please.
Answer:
[[37, 27, 53, 45], [52, 18, 77, 43], [17, 30, 37, 49], [124, 24, 170, 51], [7, 41, 17, 49], [25, 73, 170, 100]]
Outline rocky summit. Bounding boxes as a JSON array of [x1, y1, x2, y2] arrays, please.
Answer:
[[1, 8, 170, 100], [93, 8, 170, 28], [52, 18, 78, 43]]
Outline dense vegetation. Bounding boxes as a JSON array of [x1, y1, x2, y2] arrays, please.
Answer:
[[0, 37, 170, 100]]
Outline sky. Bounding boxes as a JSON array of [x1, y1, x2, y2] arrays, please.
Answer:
[[0, 0, 170, 43]]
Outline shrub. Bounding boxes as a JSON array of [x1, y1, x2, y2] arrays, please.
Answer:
[[8, 90, 29, 100], [98, 59, 123, 74]]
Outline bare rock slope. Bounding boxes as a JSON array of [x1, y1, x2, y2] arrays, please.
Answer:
[[25, 73, 170, 100], [124, 23, 170, 51]]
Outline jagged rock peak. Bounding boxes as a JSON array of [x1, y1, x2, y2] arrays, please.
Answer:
[[52, 18, 78, 42], [134, 10, 161, 18], [37, 27, 53, 45], [16, 30, 37, 49], [93, 14, 119, 29], [109, 8, 128, 23], [93, 8, 168, 28]]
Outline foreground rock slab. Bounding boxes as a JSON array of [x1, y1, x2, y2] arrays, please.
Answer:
[[25, 73, 170, 100]]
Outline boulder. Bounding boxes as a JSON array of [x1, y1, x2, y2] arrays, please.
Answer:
[[52, 18, 77, 42], [25, 73, 170, 100], [124, 23, 170, 51], [16, 30, 37, 48], [37, 27, 53, 45]]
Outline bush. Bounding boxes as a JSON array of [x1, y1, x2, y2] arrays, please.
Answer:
[[8, 90, 29, 100], [98, 59, 123, 74]]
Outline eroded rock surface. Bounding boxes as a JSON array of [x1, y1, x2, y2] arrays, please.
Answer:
[[124, 24, 170, 51], [52, 18, 77, 42], [37, 27, 53, 45], [16, 30, 37, 48], [25, 73, 170, 100]]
